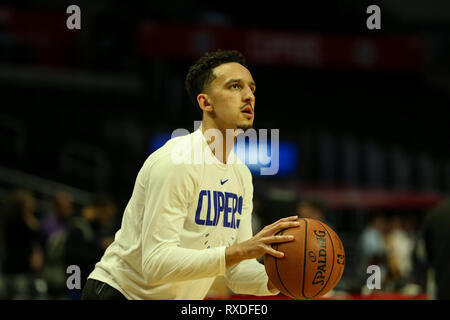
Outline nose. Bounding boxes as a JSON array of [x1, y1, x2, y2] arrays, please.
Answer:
[[242, 86, 255, 105]]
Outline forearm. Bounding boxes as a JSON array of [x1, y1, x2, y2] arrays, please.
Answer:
[[225, 246, 279, 293], [143, 245, 226, 285], [225, 259, 279, 296]]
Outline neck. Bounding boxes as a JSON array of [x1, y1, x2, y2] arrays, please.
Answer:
[[201, 118, 238, 164]]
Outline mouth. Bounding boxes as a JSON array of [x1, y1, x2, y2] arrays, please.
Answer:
[[240, 104, 254, 118]]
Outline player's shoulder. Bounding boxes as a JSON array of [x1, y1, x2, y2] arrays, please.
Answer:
[[142, 131, 202, 177]]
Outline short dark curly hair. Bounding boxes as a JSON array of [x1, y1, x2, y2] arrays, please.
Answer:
[[185, 49, 248, 107]]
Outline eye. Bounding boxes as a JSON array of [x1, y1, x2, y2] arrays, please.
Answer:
[[230, 83, 241, 90]]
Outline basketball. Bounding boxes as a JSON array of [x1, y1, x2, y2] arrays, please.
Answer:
[[264, 218, 345, 300]]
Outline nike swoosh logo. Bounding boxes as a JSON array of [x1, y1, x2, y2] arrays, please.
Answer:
[[220, 179, 229, 185]]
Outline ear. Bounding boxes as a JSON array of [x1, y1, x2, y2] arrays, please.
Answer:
[[197, 93, 214, 113]]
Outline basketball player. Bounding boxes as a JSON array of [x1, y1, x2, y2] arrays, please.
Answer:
[[82, 50, 299, 300]]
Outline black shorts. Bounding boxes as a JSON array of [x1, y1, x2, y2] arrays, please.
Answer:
[[81, 279, 127, 300]]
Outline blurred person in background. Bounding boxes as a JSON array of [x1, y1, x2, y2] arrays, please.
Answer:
[[296, 198, 325, 221], [39, 191, 74, 299], [40, 191, 73, 244], [384, 215, 415, 292], [358, 213, 388, 292], [2, 189, 43, 276], [419, 198, 450, 299], [64, 194, 117, 299]]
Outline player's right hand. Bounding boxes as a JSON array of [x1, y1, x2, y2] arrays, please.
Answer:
[[225, 216, 299, 268]]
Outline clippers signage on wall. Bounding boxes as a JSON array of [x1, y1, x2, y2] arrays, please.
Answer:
[[0, 6, 424, 71], [138, 22, 423, 71]]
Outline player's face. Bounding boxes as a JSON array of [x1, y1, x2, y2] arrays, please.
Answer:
[[206, 62, 256, 131]]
